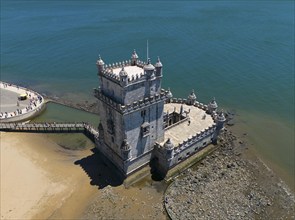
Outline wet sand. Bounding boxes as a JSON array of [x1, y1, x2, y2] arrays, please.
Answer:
[[0, 132, 98, 219], [0, 132, 167, 220]]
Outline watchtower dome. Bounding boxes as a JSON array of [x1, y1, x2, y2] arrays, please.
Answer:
[[96, 55, 105, 75]]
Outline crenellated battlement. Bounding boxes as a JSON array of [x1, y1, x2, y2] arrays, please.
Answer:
[[100, 59, 160, 85], [94, 88, 169, 114], [94, 88, 122, 111], [168, 97, 208, 111], [173, 124, 216, 152]]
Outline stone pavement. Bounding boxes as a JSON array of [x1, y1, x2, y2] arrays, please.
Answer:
[[161, 103, 215, 146], [0, 88, 30, 113]]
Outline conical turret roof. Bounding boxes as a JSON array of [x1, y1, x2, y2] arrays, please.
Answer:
[[144, 58, 155, 71], [96, 55, 104, 66], [119, 66, 127, 77], [155, 56, 163, 68], [188, 89, 197, 100], [164, 138, 174, 150], [166, 88, 173, 99], [217, 110, 226, 122], [131, 49, 139, 59], [208, 97, 218, 109]]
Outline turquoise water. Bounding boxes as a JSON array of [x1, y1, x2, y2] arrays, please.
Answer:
[[31, 102, 98, 150], [1, 1, 294, 188], [32, 102, 99, 127]]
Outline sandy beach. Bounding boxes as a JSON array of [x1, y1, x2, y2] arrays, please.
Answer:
[[0, 132, 98, 219], [0, 132, 167, 220]]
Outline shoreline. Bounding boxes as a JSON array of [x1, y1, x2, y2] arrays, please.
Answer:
[[228, 114, 295, 193], [44, 95, 99, 115], [164, 129, 295, 219]]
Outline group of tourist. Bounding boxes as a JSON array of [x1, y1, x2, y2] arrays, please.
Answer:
[[0, 82, 44, 120], [1, 82, 12, 88]]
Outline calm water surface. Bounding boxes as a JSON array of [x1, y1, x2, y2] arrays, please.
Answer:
[[1, 1, 294, 189]]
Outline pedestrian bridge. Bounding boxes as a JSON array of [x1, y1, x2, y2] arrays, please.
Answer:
[[0, 122, 99, 142]]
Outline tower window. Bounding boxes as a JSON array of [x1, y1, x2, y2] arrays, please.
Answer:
[[107, 119, 115, 134], [141, 110, 146, 117], [141, 122, 150, 137]]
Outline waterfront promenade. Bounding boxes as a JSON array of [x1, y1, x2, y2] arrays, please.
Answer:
[[0, 81, 45, 122]]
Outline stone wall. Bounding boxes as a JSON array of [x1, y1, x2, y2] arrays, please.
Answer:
[[95, 138, 153, 177], [154, 122, 217, 175], [124, 100, 165, 158]]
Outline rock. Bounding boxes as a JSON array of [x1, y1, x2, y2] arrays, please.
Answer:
[[226, 120, 235, 126]]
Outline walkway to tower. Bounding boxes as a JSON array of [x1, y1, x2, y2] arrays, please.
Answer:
[[0, 122, 99, 142]]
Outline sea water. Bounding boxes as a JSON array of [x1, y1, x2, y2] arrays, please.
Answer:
[[31, 102, 99, 150], [1, 1, 294, 189]]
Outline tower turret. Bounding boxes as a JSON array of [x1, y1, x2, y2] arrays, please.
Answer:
[[163, 138, 174, 159], [187, 89, 197, 105], [207, 97, 218, 114], [131, 49, 139, 66], [216, 110, 226, 130], [212, 109, 226, 144], [144, 58, 155, 79], [166, 88, 173, 103], [155, 56, 163, 77], [119, 66, 128, 86], [121, 139, 131, 160], [96, 55, 105, 75]]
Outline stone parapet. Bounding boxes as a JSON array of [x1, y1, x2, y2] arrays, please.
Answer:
[[94, 88, 169, 114], [169, 97, 208, 111], [94, 88, 122, 111], [173, 124, 216, 154], [100, 59, 158, 85], [154, 123, 217, 174]]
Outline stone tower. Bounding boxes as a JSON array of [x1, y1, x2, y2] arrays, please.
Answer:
[[94, 51, 166, 177]]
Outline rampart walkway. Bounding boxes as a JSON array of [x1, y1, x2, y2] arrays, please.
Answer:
[[0, 122, 99, 142]]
